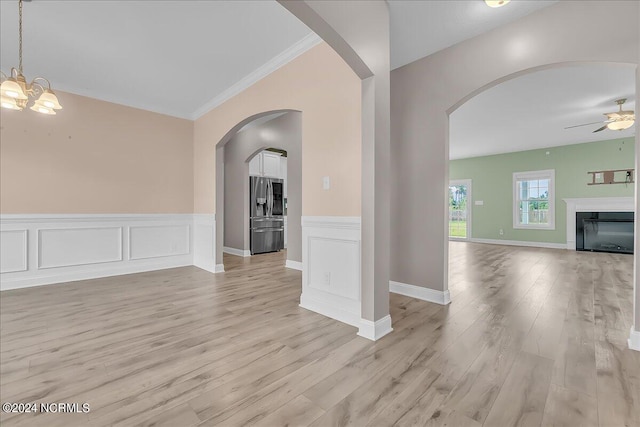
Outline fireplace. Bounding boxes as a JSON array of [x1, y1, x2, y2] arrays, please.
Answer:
[[576, 211, 634, 254]]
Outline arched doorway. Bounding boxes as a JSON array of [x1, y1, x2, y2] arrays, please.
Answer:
[[214, 110, 302, 272]]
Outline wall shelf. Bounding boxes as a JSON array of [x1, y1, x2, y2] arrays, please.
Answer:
[[587, 169, 634, 185]]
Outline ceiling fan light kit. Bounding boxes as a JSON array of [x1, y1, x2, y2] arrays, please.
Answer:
[[566, 98, 635, 133], [0, 0, 62, 115], [485, 0, 511, 8]]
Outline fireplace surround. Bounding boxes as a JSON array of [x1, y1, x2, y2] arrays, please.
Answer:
[[564, 197, 634, 251]]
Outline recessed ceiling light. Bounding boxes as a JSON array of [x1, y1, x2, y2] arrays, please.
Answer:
[[485, 0, 511, 8]]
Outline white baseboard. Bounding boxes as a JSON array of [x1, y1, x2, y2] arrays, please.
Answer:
[[468, 238, 567, 250], [299, 293, 360, 328], [358, 315, 393, 341], [390, 280, 451, 305], [629, 327, 640, 352], [223, 246, 251, 257], [215, 264, 225, 273], [1, 214, 220, 290], [285, 260, 303, 271]]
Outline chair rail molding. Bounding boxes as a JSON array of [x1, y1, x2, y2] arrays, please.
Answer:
[[563, 197, 634, 251], [1, 213, 219, 290]]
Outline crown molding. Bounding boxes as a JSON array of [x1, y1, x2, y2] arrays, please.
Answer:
[[190, 33, 322, 120]]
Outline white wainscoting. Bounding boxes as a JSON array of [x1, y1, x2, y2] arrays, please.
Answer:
[[193, 214, 217, 274], [563, 197, 634, 251], [1, 214, 217, 291], [300, 216, 362, 328]]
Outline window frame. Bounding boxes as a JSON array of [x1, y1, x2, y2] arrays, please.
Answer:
[[512, 169, 555, 230]]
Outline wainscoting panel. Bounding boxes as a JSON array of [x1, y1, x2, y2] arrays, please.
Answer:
[[193, 214, 217, 273], [300, 216, 361, 328], [38, 227, 123, 269], [0, 230, 28, 273], [0, 214, 203, 291], [130, 225, 190, 260]]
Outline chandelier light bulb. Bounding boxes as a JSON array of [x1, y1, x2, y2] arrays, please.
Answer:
[[1, 95, 22, 110]]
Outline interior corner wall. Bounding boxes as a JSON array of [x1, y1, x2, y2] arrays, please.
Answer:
[[0, 91, 194, 214], [450, 137, 635, 244], [193, 42, 361, 217], [390, 0, 639, 292], [223, 112, 302, 262]]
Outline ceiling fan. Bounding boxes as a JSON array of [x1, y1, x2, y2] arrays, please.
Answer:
[[565, 98, 635, 133]]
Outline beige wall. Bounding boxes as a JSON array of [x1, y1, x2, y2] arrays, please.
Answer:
[[391, 0, 639, 292], [0, 91, 194, 213], [194, 42, 361, 216]]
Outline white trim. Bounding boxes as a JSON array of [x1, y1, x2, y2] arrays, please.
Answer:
[[1, 214, 221, 290], [629, 327, 640, 352], [1, 259, 192, 291], [215, 264, 225, 273], [300, 293, 361, 328], [191, 33, 322, 119], [513, 169, 555, 230], [390, 280, 451, 305], [285, 260, 303, 271], [301, 216, 361, 230], [449, 179, 472, 240], [563, 197, 634, 251], [193, 214, 218, 273], [300, 216, 362, 330], [223, 246, 251, 257], [468, 238, 567, 250], [358, 315, 393, 341], [0, 213, 194, 223]]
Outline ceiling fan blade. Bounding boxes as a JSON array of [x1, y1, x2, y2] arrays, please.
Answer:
[[592, 124, 608, 133], [564, 121, 605, 129]]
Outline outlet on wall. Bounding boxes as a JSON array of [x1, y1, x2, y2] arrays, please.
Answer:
[[323, 272, 331, 286], [499, 229, 504, 236]]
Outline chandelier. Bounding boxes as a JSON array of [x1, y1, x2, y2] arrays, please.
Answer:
[[1, 0, 62, 114]]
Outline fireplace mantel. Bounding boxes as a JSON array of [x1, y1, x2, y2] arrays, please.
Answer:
[[564, 197, 634, 250]]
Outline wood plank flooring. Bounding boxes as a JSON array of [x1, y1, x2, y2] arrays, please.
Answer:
[[1, 242, 639, 426]]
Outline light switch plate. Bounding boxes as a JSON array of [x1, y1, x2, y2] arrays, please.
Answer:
[[323, 176, 330, 190], [475, 200, 484, 206]]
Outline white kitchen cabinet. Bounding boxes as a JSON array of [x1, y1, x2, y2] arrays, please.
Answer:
[[249, 151, 281, 178], [262, 152, 281, 178], [249, 154, 261, 176]]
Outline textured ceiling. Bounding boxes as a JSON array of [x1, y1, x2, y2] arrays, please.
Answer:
[[450, 64, 636, 160]]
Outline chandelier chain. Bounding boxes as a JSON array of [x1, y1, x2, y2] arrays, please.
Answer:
[[18, 0, 23, 73]]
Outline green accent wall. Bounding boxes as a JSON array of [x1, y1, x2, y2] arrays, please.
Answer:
[[449, 137, 635, 244]]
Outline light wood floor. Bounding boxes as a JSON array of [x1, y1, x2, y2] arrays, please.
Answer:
[[1, 243, 639, 427]]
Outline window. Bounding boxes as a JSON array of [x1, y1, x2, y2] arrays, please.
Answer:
[[513, 169, 555, 230]]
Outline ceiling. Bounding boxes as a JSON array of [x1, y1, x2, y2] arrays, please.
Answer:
[[1, 0, 562, 120], [449, 64, 636, 160], [0, 1, 313, 119], [388, 0, 558, 70]]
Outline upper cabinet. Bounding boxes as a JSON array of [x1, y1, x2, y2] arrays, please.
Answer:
[[249, 151, 287, 182], [249, 154, 262, 176], [262, 152, 281, 178], [249, 151, 281, 178]]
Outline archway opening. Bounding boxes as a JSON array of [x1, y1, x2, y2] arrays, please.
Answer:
[[215, 110, 302, 274], [446, 61, 636, 331]]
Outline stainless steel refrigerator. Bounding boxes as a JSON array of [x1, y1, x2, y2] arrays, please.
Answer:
[[250, 176, 284, 254]]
